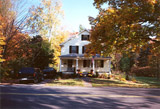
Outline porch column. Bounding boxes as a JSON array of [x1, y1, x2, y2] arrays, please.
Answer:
[[109, 59, 111, 74], [76, 58, 78, 73], [59, 58, 62, 72], [92, 58, 95, 73]]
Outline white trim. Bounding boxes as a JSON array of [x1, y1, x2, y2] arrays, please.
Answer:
[[59, 59, 62, 72], [76, 59, 79, 73]]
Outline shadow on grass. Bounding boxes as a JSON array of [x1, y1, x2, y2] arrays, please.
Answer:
[[47, 79, 84, 86], [90, 77, 160, 88], [90, 78, 127, 87]]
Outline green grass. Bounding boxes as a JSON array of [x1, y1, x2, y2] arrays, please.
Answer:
[[90, 77, 160, 88], [135, 77, 160, 87], [46, 78, 84, 86]]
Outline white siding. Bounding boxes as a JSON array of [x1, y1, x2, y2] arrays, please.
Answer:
[[61, 31, 90, 55]]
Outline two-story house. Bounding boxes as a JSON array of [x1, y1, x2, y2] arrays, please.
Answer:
[[59, 30, 111, 74]]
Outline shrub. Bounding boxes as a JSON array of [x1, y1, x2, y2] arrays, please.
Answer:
[[131, 78, 137, 83], [103, 73, 108, 79], [95, 72, 99, 77], [120, 78, 126, 82], [98, 73, 111, 79]]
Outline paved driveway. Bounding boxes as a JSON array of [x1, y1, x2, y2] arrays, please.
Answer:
[[0, 84, 160, 109]]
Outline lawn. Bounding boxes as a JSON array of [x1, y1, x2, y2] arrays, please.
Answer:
[[46, 78, 84, 86], [45, 76, 160, 88], [90, 77, 160, 88], [135, 77, 160, 87]]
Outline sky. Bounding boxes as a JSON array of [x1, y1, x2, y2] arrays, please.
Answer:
[[61, 0, 99, 32], [26, 0, 99, 32]]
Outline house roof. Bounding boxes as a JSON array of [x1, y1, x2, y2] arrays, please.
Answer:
[[60, 29, 90, 46], [59, 54, 111, 59]]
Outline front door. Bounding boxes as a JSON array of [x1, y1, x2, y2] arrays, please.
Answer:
[[67, 60, 74, 71]]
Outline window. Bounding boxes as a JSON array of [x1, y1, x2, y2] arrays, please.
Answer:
[[82, 46, 86, 54], [95, 60, 104, 68], [81, 35, 89, 40], [69, 46, 79, 54], [83, 60, 92, 67]]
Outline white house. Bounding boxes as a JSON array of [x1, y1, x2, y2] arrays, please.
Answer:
[[59, 30, 111, 74]]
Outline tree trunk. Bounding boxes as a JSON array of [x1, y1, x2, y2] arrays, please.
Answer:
[[126, 71, 129, 80]]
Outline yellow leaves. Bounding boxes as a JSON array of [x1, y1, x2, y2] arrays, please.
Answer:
[[0, 58, 5, 62], [0, 40, 6, 45], [131, 45, 137, 52], [107, 8, 115, 13], [130, 24, 142, 29]]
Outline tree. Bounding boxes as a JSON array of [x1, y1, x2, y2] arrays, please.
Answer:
[[29, 35, 54, 69], [0, 15, 6, 63], [87, 0, 160, 76], [27, 0, 67, 70], [88, 0, 160, 56], [50, 31, 69, 69], [0, 0, 32, 61], [137, 47, 151, 67], [79, 24, 86, 32], [0, 0, 38, 78], [119, 53, 135, 80], [27, 0, 63, 37]]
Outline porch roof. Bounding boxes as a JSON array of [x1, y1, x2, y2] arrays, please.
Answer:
[[59, 54, 111, 59]]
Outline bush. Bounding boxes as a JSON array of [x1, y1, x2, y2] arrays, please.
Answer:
[[131, 78, 137, 83], [96, 72, 99, 77], [120, 78, 126, 82], [98, 73, 111, 79]]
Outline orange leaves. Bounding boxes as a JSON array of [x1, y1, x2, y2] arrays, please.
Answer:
[[148, 0, 157, 4], [0, 39, 6, 45]]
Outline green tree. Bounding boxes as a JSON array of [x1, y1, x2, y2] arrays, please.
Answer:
[[119, 53, 135, 80], [29, 35, 54, 69]]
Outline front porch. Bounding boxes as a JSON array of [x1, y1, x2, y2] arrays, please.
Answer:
[[59, 54, 111, 75]]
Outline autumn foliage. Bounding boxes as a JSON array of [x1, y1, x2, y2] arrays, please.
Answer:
[[0, 15, 6, 62], [88, 0, 160, 79]]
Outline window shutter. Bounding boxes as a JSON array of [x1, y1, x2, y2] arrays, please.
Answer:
[[81, 35, 84, 40], [76, 46, 79, 54], [69, 46, 72, 53], [101, 60, 104, 68], [88, 35, 89, 40]]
